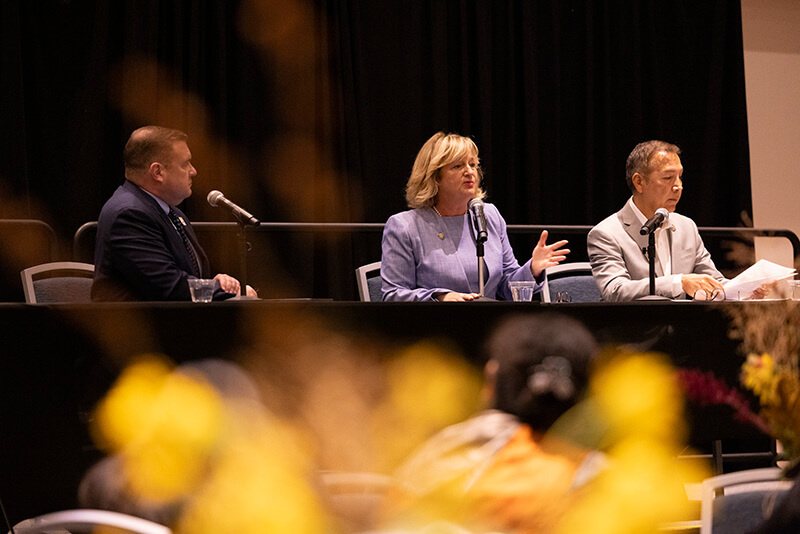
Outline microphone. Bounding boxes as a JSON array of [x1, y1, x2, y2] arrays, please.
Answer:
[[207, 190, 260, 227], [468, 198, 488, 243], [640, 208, 669, 235], [1, 494, 15, 534]]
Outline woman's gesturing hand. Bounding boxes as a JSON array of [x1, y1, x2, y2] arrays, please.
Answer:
[[530, 230, 570, 278]]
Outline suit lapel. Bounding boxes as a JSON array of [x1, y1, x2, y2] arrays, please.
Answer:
[[666, 223, 676, 274], [172, 207, 210, 277], [618, 202, 665, 276], [128, 182, 210, 278]]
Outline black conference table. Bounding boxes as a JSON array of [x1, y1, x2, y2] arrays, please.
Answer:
[[0, 299, 780, 523]]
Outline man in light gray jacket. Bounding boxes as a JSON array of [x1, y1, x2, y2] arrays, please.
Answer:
[[587, 140, 725, 301]]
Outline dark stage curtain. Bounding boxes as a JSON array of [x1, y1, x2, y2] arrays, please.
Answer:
[[321, 0, 752, 227], [0, 0, 751, 299]]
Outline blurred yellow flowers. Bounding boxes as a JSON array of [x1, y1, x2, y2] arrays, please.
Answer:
[[92, 355, 224, 501], [176, 404, 328, 534], [742, 353, 778, 404], [89, 354, 329, 533], [371, 341, 483, 472], [590, 351, 687, 445], [727, 301, 800, 467], [557, 351, 709, 534], [741, 352, 800, 464]]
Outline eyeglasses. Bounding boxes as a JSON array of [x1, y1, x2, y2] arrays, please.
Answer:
[[555, 291, 572, 303], [693, 288, 725, 301]]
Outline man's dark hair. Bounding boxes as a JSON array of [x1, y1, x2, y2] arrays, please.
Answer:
[[123, 125, 188, 175], [625, 140, 681, 193]]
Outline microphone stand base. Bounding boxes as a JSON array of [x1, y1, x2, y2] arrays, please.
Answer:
[[228, 295, 260, 301], [636, 295, 672, 301]]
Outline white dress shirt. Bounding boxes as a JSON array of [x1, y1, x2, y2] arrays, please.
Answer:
[[626, 197, 683, 297]]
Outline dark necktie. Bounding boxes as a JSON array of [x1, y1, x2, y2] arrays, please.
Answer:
[[168, 208, 201, 277]]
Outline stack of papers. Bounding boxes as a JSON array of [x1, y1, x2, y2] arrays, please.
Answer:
[[723, 259, 796, 300]]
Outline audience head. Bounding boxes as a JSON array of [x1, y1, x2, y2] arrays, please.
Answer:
[[124, 126, 196, 206], [486, 313, 598, 432], [78, 454, 183, 527], [79, 358, 264, 528], [405, 132, 486, 209], [625, 140, 681, 193]]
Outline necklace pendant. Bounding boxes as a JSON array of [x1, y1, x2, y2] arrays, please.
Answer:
[[438, 232, 445, 240]]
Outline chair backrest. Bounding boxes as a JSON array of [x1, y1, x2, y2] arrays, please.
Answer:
[[0, 219, 58, 302], [355, 261, 382, 302], [700, 467, 791, 534], [319, 471, 393, 532], [541, 262, 601, 303], [12, 509, 173, 534], [21, 262, 95, 304]]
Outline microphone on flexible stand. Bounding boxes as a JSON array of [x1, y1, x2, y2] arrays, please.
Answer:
[[468, 198, 488, 243], [207, 190, 261, 227], [640, 208, 669, 236], [638, 208, 671, 299], [467, 198, 489, 297], [1, 495, 15, 534], [207, 190, 260, 298]]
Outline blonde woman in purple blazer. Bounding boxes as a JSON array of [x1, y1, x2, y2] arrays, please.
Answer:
[[381, 132, 569, 302]]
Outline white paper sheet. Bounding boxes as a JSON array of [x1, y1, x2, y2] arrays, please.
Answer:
[[723, 259, 796, 300]]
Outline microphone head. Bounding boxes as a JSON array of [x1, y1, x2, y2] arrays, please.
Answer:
[[468, 197, 485, 210], [640, 207, 670, 235], [207, 190, 223, 207]]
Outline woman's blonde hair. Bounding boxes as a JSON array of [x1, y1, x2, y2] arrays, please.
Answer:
[[404, 132, 486, 209]]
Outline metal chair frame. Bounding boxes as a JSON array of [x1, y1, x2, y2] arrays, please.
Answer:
[[355, 261, 382, 302], [20, 261, 95, 304], [540, 262, 600, 303]]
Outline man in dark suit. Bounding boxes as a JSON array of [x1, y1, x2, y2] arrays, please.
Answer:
[[92, 126, 256, 301]]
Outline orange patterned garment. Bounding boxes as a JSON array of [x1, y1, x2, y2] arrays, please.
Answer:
[[382, 412, 598, 533], [466, 425, 586, 533]]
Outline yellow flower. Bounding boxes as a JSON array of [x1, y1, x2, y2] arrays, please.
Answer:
[[559, 437, 708, 534], [176, 405, 328, 534], [371, 341, 482, 471], [741, 353, 778, 405], [91, 355, 225, 502], [91, 355, 172, 452], [590, 352, 686, 444], [557, 352, 710, 534]]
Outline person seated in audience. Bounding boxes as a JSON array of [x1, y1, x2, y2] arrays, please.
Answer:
[[78, 358, 328, 532], [77, 359, 264, 527], [380, 132, 569, 302], [92, 125, 256, 301], [381, 313, 604, 533], [747, 470, 800, 534]]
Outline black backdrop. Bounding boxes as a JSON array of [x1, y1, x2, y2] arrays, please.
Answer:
[[0, 0, 752, 298]]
